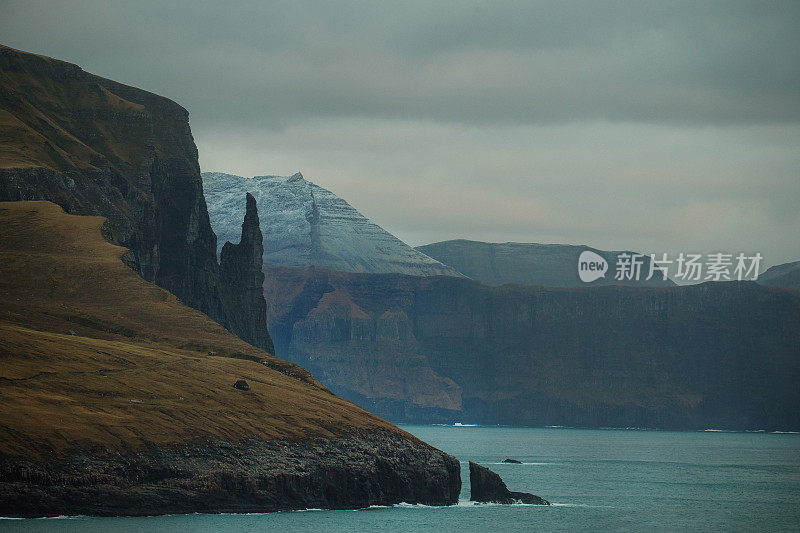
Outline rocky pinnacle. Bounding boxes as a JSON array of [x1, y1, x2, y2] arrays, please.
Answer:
[[219, 193, 274, 353]]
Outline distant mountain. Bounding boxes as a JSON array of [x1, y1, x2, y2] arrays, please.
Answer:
[[417, 239, 675, 287], [203, 172, 462, 277], [758, 260, 800, 290]]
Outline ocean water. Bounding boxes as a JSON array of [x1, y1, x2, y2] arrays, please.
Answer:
[[2, 426, 799, 532]]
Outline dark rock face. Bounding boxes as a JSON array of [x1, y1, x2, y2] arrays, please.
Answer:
[[219, 194, 274, 353], [469, 462, 549, 505], [233, 379, 250, 391], [0, 432, 461, 517], [417, 239, 674, 287], [264, 266, 800, 430]]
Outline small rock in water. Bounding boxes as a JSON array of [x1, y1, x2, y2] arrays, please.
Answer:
[[502, 458, 522, 464], [233, 379, 250, 391], [469, 461, 549, 505]]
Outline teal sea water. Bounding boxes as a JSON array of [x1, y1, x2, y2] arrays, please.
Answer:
[[2, 426, 799, 532]]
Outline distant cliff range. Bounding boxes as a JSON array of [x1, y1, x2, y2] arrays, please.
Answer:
[[265, 266, 800, 431], [417, 239, 675, 287]]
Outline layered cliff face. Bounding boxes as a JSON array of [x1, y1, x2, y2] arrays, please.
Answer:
[[417, 239, 675, 287], [0, 201, 460, 516], [265, 266, 800, 430], [218, 193, 274, 353], [758, 260, 800, 290], [0, 45, 224, 324], [203, 171, 462, 277]]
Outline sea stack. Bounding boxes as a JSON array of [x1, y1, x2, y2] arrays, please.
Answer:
[[218, 193, 274, 353], [469, 461, 549, 505]]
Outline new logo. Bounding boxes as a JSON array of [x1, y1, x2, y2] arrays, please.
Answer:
[[578, 250, 608, 283]]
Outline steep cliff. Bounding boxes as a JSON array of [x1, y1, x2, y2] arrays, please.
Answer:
[[417, 239, 675, 287], [203, 171, 462, 277], [0, 201, 460, 516], [264, 266, 800, 430], [219, 193, 274, 353], [0, 45, 225, 324]]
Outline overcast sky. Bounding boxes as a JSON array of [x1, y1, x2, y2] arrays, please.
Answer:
[[2, 1, 798, 268]]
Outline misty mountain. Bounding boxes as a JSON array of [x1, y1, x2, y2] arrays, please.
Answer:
[[758, 260, 800, 290], [203, 172, 461, 278]]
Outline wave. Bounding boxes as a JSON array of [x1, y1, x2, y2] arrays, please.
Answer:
[[550, 503, 616, 509], [0, 515, 89, 520], [455, 500, 554, 508], [486, 462, 561, 466]]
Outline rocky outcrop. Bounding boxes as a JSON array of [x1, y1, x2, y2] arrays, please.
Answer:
[[758, 260, 800, 290], [0, 432, 460, 517], [264, 266, 800, 430], [219, 193, 274, 353], [203, 172, 462, 277], [417, 239, 675, 287], [469, 462, 549, 505]]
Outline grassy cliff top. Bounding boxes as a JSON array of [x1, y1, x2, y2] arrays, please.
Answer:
[[0, 201, 402, 460], [0, 44, 192, 173]]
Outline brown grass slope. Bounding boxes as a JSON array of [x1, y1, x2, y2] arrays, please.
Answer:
[[0, 201, 401, 460]]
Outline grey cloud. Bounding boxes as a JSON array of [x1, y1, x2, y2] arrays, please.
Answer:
[[193, 119, 800, 267], [1, 1, 798, 268], [2, 0, 798, 127]]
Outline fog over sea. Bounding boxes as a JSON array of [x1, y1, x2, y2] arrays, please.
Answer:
[[3, 426, 798, 532]]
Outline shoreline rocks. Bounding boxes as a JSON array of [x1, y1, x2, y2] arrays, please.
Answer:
[[0, 432, 461, 517], [469, 461, 549, 505]]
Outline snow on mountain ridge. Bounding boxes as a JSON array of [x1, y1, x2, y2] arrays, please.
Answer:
[[202, 171, 463, 277]]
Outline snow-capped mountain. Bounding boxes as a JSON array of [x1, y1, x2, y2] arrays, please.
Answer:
[[202, 172, 462, 277]]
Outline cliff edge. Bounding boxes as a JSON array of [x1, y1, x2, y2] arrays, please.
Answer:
[[0, 45, 227, 333]]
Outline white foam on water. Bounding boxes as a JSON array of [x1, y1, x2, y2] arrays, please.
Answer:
[[550, 503, 616, 509], [487, 462, 561, 466]]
